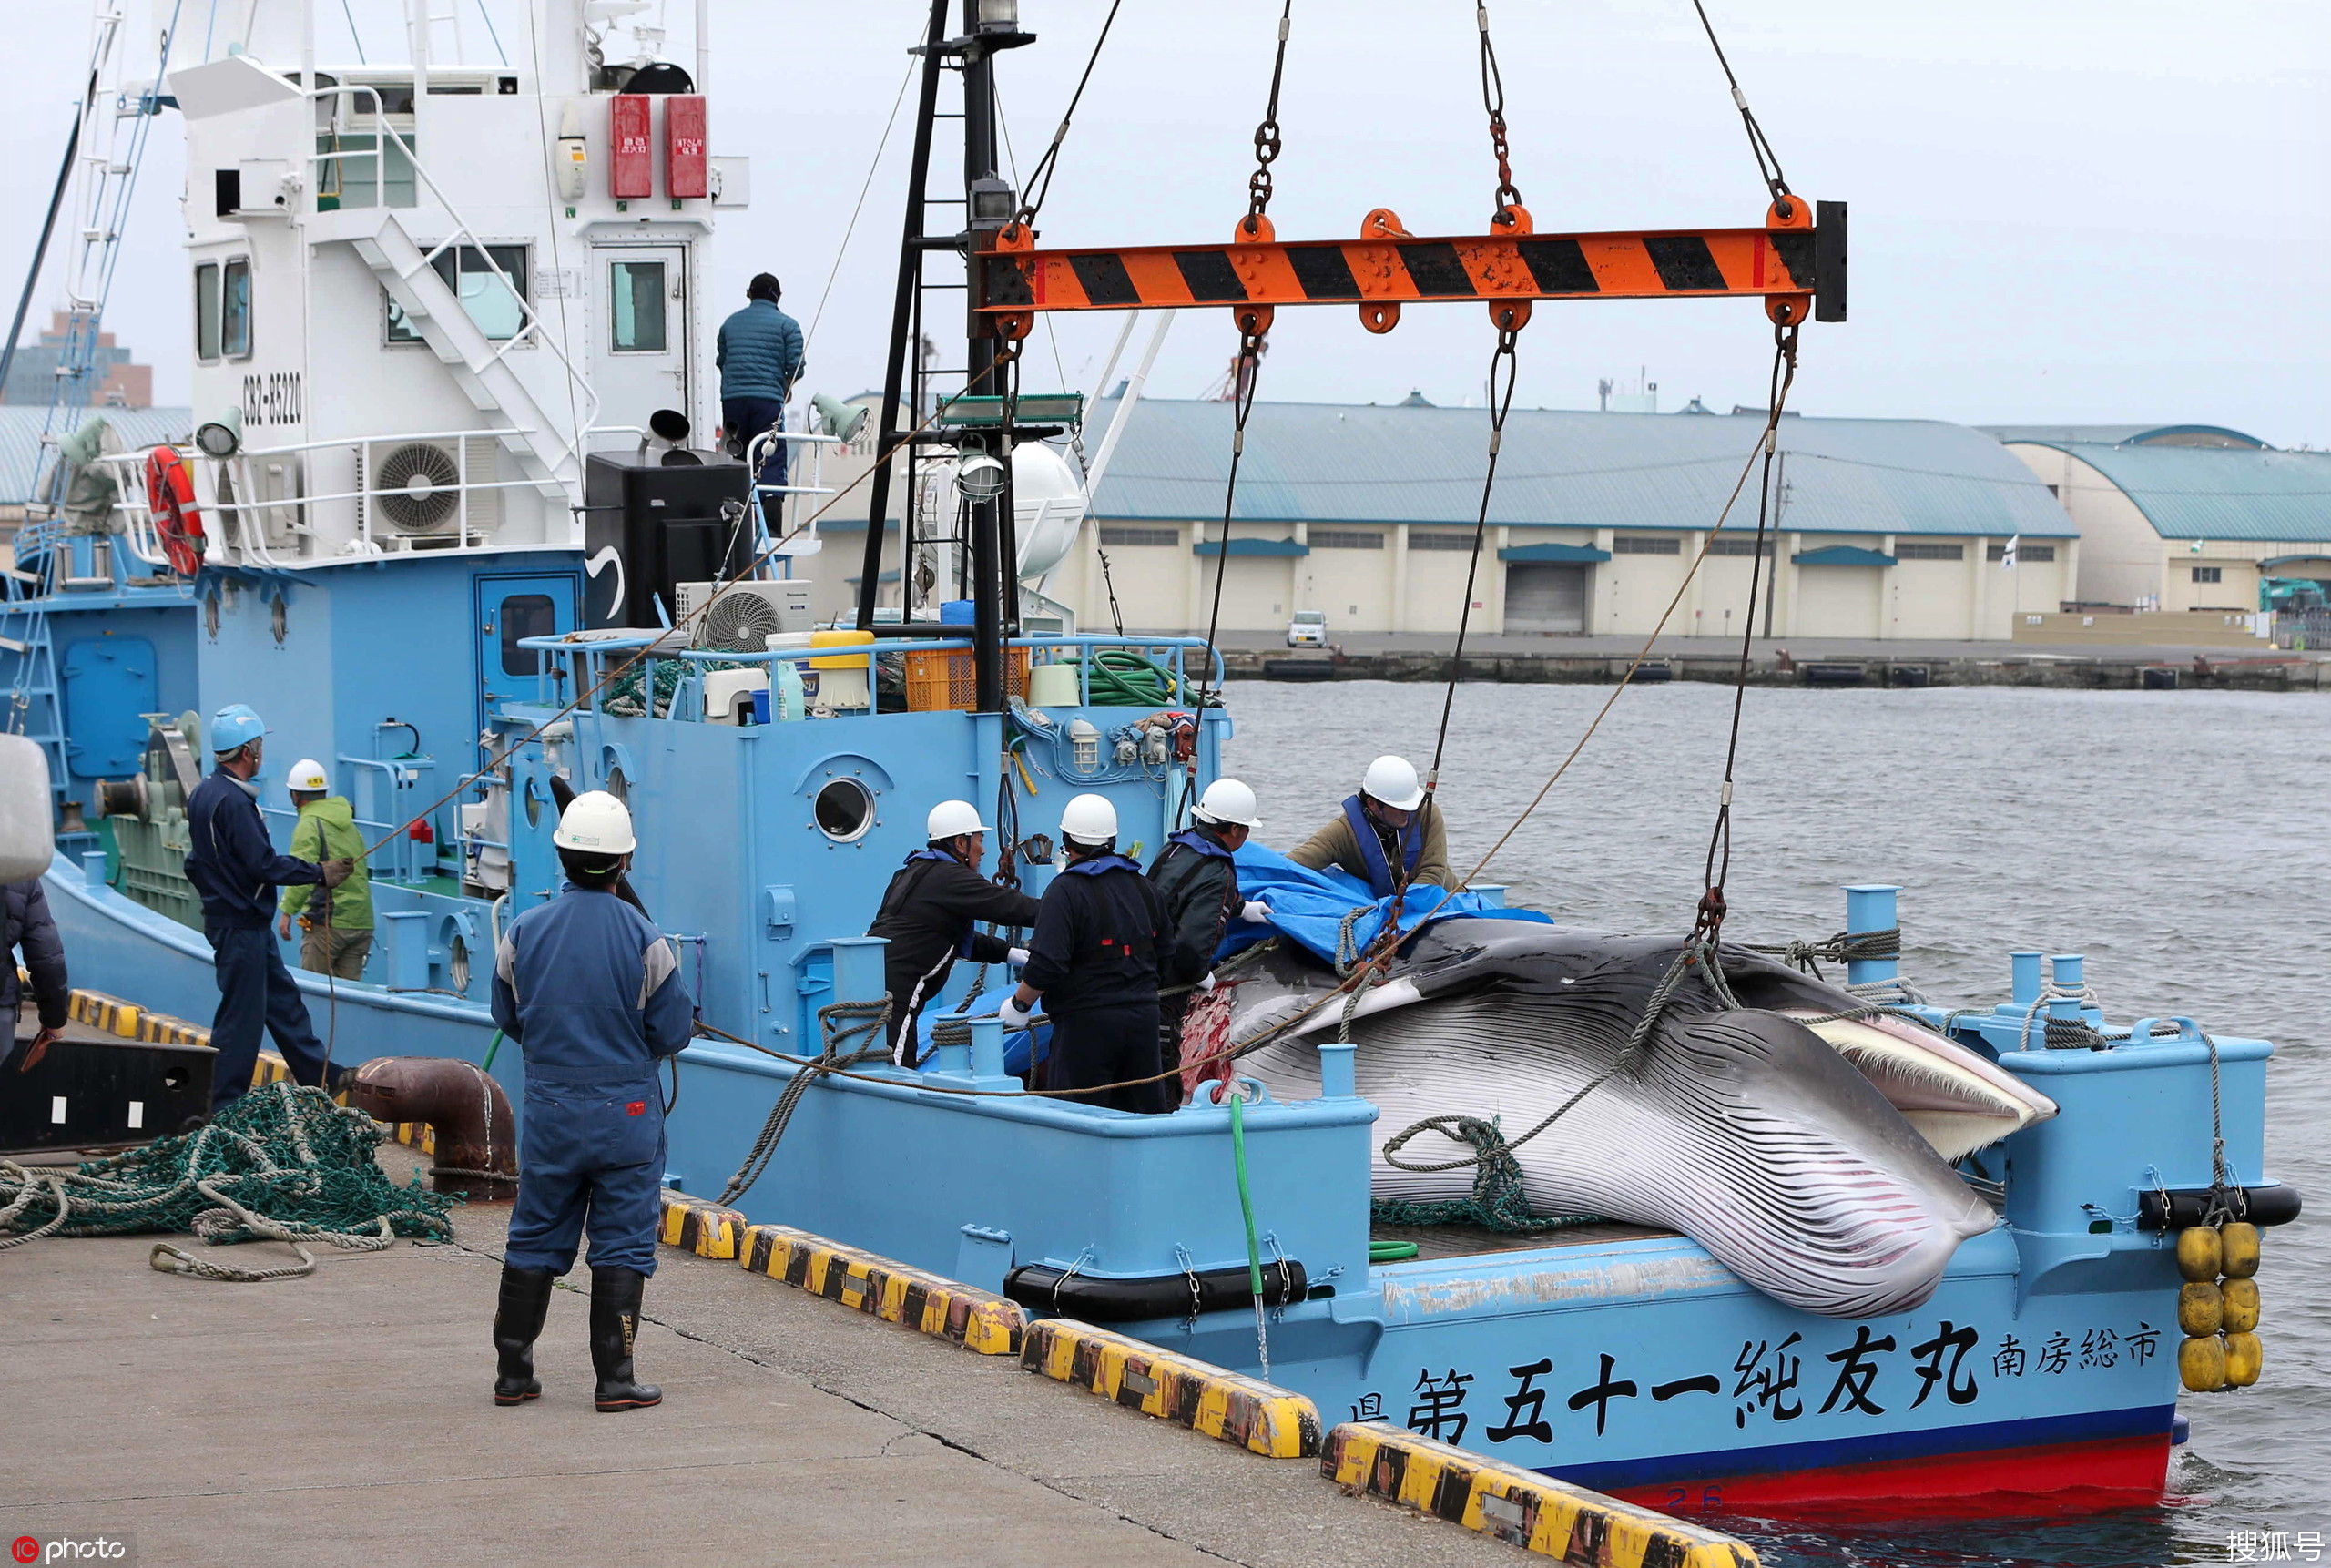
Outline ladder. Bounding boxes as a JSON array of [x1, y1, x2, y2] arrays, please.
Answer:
[[0, 595, 68, 815]]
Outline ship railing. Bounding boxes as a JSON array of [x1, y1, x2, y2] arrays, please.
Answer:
[[305, 83, 603, 477], [741, 427, 845, 555], [514, 631, 1225, 717]]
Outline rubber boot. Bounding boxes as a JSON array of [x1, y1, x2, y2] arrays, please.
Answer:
[[589, 1265, 662, 1412], [492, 1265, 555, 1406]]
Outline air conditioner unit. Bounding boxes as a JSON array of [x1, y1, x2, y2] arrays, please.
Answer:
[[674, 579, 815, 652], [358, 436, 503, 540]]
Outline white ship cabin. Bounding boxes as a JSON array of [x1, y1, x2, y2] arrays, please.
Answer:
[[160, 0, 743, 566]]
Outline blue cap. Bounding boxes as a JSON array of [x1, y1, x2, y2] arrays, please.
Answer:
[[208, 704, 268, 754]]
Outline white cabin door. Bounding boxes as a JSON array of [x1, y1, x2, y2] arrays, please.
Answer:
[[593, 246, 691, 438]]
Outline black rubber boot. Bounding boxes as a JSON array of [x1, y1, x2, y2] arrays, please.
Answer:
[[491, 1265, 555, 1406], [589, 1266, 662, 1412]]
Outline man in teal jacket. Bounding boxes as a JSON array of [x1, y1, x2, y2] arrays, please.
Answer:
[[716, 273, 804, 501]]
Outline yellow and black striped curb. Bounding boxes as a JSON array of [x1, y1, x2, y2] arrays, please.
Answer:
[[1321, 1422, 1759, 1566], [1020, 1318, 1323, 1460], [657, 1189, 747, 1259], [251, 1049, 436, 1154], [66, 986, 210, 1048], [730, 1219, 1028, 1358]]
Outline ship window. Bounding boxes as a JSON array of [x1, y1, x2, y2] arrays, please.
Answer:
[[220, 259, 252, 358], [499, 594, 556, 675], [195, 263, 221, 361], [814, 778, 874, 843], [609, 260, 668, 352], [387, 245, 529, 344]]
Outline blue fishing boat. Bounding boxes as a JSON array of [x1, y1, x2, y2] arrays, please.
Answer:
[[6, 0, 2296, 1522]]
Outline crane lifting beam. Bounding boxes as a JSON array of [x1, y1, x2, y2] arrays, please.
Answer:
[[975, 199, 1845, 340]]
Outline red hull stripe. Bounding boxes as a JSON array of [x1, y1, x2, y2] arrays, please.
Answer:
[[1606, 1432, 2171, 1513], [1542, 1404, 2173, 1497]]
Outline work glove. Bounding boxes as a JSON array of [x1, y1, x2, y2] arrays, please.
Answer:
[[997, 995, 1034, 1031], [1239, 901, 1272, 925], [321, 858, 355, 889], [1006, 946, 1031, 967], [1196, 972, 1217, 994]]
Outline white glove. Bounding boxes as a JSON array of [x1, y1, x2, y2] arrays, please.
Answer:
[[1006, 946, 1031, 967], [1240, 901, 1273, 925], [998, 995, 1033, 1030], [1196, 972, 1217, 994]]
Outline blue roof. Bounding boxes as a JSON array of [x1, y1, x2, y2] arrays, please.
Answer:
[[0, 406, 191, 504], [1795, 545, 1896, 567], [1981, 423, 2265, 449], [1195, 536, 1307, 556], [1499, 542, 1611, 564], [1088, 400, 2076, 539], [2014, 442, 2331, 545]]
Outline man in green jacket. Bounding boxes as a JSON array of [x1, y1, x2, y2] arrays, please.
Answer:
[[276, 759, 373, 979]]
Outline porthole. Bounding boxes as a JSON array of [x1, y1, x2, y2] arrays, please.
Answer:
[[447, 934, 471, 993], [606, 765, 629, 803], [814, 778, 874, 843]]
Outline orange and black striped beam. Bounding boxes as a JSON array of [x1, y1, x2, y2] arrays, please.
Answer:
[[976, 199, 1845, 340]]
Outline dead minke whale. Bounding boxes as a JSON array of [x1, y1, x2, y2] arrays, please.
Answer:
[[1213, 920, 2057, 1319]]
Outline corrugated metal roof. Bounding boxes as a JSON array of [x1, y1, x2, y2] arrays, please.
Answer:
[[1089, 400, 2076, 539], [0, 407, 192, 504], [2018, 441, 2331, 545], [1979, 423, 2265, 448]]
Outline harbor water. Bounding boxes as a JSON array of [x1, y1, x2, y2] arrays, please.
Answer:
[[1223, 678, 2327, 1568]]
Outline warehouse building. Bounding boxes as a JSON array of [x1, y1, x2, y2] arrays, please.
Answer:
[[1051, 399, 2077, 641], [1990, 427, 2331, 612]]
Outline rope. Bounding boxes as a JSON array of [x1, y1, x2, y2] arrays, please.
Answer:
[[1225, 1085, 1269, 1379], [714, 997, 892, 1205], [0, 1081, 456, 1281], [1425, 324, 1522, 790], [1747, 926, 1901, 982], [1370, 1115, 1603, 1233]]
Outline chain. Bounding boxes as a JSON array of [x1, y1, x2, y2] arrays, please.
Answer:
[[1244, 2, 1295, 231], [1475, 3, 1522, 220], [1426, 324, 1522, 791]]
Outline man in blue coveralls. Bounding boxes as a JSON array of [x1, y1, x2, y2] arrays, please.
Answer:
[[183, 705, 353, 1112], [489, 789, 693, 1413]]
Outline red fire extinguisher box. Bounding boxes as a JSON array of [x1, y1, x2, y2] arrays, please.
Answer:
[[609, 95, 654, 199], [666, 96, 708, 199]]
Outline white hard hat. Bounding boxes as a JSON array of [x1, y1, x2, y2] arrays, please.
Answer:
[[925, 799, 992, 840], [1195, 778, 1259, 828], [1360, 754, 1426, 812], [553, 789, 636, 855], [286, 759, 329, 793], [1059, 792, 1118, 847]]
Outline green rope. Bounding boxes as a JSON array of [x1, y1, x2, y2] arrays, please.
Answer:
[[0, 1081, 458, 1279], [1369, 1239, 1420, 1262], [1369, 1115, 1604, 1233]]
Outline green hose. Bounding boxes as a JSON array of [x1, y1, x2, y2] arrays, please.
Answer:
[[1369, 1239, 1420, 1263], [1085, 648, 1207, 707], [1227, 1090, 1265, 1309], [481, 1029, 504, 1074]]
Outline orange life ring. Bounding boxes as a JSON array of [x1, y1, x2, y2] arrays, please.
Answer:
[[144, 445, 204, 576]]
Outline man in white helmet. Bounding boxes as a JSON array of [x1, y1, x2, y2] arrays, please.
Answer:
[[1287, 754, 1453, 900], [867, 799, 1043, 1064], [1147, 779, 1271, 1071], [1001, 793, 1171, 1113], [489, 789, 693, 1415], [277, 759, 373, 978]]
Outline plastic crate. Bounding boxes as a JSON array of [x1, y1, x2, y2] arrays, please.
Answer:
[[904, 647, 1031, 711]]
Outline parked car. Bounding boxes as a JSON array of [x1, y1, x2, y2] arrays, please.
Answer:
[[1286, 609, 1328, 647]]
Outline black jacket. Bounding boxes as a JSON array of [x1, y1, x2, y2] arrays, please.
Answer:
[[2, 876, 68, 1029], [1023, 853, 1167, 1014], [869, 850, 1043, 1054], [185, 767, 322, 930], [1147, 827, 1240, 988]]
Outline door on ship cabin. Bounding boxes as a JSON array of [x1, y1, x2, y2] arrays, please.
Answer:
[[475, 575, 580, 748], [594, 247, 692, 440]]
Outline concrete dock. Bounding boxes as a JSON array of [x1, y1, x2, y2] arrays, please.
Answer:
[[0, 1145, 1521, 1568]]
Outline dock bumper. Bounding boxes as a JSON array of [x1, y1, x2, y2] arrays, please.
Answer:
[[732, 1217, 1029, 1357], [1323, 1420, 1760, 1565], [657, 1189, 748, 1259], [1019, 1318, 1323, 1460]]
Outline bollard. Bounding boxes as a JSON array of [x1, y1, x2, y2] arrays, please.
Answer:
[[930, 1014, 972, 1079], [1842, 883, 1901, 987], [1317, 1040, 1358, 1099], [969, 1013, 1009, 1083], [381, 910, 430, 991], [2009, 951, 2044, 1007], [2051, 953, 2086, 994], [81, 850, 107, 889], [829, 935, 888, 1008]]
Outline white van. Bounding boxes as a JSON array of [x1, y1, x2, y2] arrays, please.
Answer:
[[1286, 609, 1328, 647]]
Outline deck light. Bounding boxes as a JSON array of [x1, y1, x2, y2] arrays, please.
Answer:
[[975, 0, 1019, 32], [957, 453, 1007, 502], [194, 408, 243, 458]]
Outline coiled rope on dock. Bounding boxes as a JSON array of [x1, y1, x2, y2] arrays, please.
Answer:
[[0, 1080, 456, 1281]]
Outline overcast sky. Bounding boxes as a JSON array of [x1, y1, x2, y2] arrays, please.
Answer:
[[5, 1, 2325, 445]]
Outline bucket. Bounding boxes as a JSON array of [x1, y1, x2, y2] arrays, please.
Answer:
[[1026, 661, 1081, 708]]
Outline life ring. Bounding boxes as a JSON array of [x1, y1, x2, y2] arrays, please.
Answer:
[[144, 444, 204, 576]]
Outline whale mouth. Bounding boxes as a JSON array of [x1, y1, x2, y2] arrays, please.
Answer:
[[1784, 1011, 2059, 1162]]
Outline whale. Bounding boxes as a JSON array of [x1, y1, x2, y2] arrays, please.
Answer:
[[1206, 920, 2055, 1319]]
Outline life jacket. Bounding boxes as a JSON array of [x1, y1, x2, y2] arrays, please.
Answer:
[[1342, 793, 1422, 901], [1062, 852, 1144, 879], [1161, 828, 1233, 863]]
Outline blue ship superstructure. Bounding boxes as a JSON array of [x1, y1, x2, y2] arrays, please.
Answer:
[[5, 0, 2297, 1522]]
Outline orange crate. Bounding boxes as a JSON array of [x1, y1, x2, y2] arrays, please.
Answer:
[[903, 647, 1031, 711]]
